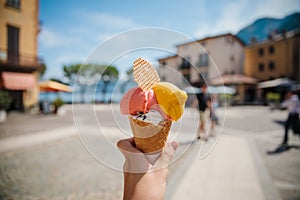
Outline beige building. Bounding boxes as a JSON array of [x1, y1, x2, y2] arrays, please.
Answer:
[[157, 55, 186, 87], [177, 33, 244, 83], [158, 33, 245, 88], [244, 31, 300, 81], [0, 0, 42, 111]]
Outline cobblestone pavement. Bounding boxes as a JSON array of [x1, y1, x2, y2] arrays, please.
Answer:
[[0, 111, 74, 139], [222, 107, 300, 200], [0, 136, 123, 199], [0, 104, 197, 199], [0, 105, 299, 199]]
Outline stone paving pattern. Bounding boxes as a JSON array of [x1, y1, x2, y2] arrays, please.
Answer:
[[0, 105, 299, 199]]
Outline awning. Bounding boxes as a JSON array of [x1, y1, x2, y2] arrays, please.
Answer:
[[39, 80, 72, 92], [1, 72, 36, 90], [183, 85, 236, 94], [207, 86, 236, 94], [258, 78, 294, 88], [183, 86, 202, 94], [210, 74, 258, 85]]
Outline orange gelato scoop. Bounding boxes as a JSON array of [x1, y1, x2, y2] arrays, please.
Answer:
[[120, 86, 157, 115]]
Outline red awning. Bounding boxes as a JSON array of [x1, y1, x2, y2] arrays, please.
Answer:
[[2, 72, 36, 90]]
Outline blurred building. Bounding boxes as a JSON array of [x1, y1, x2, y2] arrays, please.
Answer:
[[244, 30, 300, 81], [158, 33, 245, 89], [177, 33, 244, 83], [244, 30, 300, 103], [157, 55, 185, 87], [0, 0, 42, 111]]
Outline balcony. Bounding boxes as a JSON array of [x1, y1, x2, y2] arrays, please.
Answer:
[[0, 49, 43, 72]]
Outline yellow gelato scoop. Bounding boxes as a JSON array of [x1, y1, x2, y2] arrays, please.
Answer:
[[152, 82, 188, 121]]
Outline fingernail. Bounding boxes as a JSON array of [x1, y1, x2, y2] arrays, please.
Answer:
[[171, 141, 178, 150]]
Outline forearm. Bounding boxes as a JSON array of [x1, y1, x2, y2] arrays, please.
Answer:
[[123, 170, 168, 200], [118, 139, 178, 200]]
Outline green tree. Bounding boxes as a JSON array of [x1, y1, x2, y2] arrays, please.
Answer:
[[63, 63, 81, 84], [63, 63, 119, 103], [0, 90, 12, 110]]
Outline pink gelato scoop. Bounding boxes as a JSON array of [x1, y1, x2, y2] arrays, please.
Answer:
[[120, 87, 157, 115]]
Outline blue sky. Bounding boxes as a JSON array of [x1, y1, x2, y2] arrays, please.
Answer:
[[39, 0, 300, 80]]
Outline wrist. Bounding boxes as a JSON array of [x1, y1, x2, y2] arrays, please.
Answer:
[[123, 169, 168, 200]]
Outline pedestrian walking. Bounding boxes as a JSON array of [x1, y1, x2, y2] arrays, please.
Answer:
[[281, 90, 300, 145], [195, 84, 208, 140], [207, 94, 219, 137]]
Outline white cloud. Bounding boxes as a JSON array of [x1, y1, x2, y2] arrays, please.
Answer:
[[57, 54, 85, 65], [97, 33, 114, 42], [194, 0, 248, 38], [79, 11, 138, 30], [66, 11, 140, 44], [215, 0, 248, 33], [194, 0, 300, 38], [39, 28, 74, 48], [254, 0, 300, 19], [83, 28, 191, 74]]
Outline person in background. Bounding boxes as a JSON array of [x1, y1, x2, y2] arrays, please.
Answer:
[[281, 90, 300, 145], [195, 84, 208, 140], [117, 138, 178, 200], [207, 94, 219, 137]]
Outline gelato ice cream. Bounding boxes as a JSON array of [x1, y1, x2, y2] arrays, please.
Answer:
[[120, 58, 187, 154], [152, 82, 187, 121], [120, 86, 157, 115]]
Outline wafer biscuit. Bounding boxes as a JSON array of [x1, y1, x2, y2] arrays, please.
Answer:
[[133, 58, 160, 91]]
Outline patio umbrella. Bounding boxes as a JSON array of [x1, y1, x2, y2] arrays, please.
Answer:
[[257, 78, 294, 89], [39, 80, 72, 92], [183, 86, 202, 94], [207, 86, 236, 94], [210, 74, 258, 85]]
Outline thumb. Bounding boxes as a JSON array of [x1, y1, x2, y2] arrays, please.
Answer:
[[153, 141, 178, 169]]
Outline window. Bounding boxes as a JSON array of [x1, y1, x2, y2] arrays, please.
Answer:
[[161, 75, 166, 81], [183, 73, 190, 82], [225, 36, 235, 45], [269, 46, 275, 54], [259, 63, 264, 72], [230, 55, 235, 62], [180, 58, 191, 69], [258, 48, 264, 56], [201, 42, 206, 47], [269, 61, 275, 70], [197, 53, 209, 67], [161, 61, 166, 68], [7, 25, 20, 64], [6, 0, 20, 9]]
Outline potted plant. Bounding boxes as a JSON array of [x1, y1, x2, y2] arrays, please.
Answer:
[[52, 97, 65, 114], [0, 90, 12, 123]]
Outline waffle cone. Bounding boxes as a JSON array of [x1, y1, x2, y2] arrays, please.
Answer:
[[129, 116, 172, 154]]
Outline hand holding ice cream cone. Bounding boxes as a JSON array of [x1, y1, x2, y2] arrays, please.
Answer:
[[117, 137, 178, 200], [117, 137, 178, 172]]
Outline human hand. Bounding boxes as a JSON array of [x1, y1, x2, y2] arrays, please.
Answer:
[[117, 137, 178, 173], [117, 138, 178, 200]]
